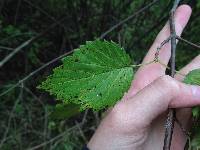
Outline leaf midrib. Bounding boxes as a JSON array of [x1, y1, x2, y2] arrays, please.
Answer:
[[53, 66, 132, 84]]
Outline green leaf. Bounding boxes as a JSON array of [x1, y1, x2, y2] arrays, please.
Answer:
[[184, 69, 200, 85], [192, 107, 200, 118], [190, 127, 200, 149], [184, 69, 200, 117], [38, 40, 133, 110]]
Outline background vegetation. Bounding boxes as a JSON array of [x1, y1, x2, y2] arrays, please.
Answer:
[[0, 0, 200, 149]]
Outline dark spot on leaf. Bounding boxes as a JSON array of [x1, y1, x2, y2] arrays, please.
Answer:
[[99, 93, 102, 97], [74, 96, 78, 98], [75, 59, 79, 62]]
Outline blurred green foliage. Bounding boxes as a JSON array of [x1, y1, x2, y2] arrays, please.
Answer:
[[0, 0, 200, 149], [50, 104, 80, 120]]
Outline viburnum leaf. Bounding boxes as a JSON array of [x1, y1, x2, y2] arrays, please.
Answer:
[[184, 69, 200, 118], [38, 40, 134, 110]]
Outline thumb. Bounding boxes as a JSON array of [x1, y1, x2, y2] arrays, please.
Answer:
[[114, 75, 200, 128]]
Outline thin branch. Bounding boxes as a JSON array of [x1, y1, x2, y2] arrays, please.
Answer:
[[174, 116, 191, 137], [75, 121, 88, 143], [23, 0, 73, 53], [134, 15, 168, 46], [0, 46, 14, 51], [154, 35, 172, 62], [130, 60, 155, 68], [14, 0, 22, 25], [99, 0, 160, 39], [155, 60, 186, 77], [163, 0, 180, 150], [22, 86, 45, 107], [176, 36, 200, 49], [0, 83, 24, 149], [0, 38, 34, 68], [23, 0, 66, 29], [0, 33, 35, 43], [27, 125, 78, 150], [24, 0, 55, 21], [157, 60, 170, 70], [134, 0, 172, 45], [0, 0, 160, 97], [0, 15, 69, 68], [0, 50, 73, 97], [28, 111, 88, 150]]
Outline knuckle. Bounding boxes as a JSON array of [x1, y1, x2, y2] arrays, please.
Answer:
[[110, 102, 134, 132], [156, 75, 171, 85], [196, 54, 200, 59], [111, 102, 129, 122], [110, 101, 147, 133], [193, 54, 200, 63], [156, 75, 180, 96]]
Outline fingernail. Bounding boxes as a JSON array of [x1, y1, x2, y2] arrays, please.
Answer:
[[191, 85, 200, 98]]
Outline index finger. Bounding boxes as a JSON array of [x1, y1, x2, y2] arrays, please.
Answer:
[[127, 5, 192, 97]]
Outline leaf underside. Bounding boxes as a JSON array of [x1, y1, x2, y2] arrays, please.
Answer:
[[38, 40, 133, 110]]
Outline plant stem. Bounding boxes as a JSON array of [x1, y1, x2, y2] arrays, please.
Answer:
[[130, 60, 155, 68], [0, 50, 74, 97], [130, 60, 186, 77], [176, 36, 200, 49], [99, 0, 160, 39], [163, 0, 180, 149]]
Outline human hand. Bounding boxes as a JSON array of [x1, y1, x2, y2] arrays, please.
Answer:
[[88, 5, 200, 150]]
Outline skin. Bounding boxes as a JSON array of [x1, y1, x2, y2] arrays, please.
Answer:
[[88, 5, 200, 150]]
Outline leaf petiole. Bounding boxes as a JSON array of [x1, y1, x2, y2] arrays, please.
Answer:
[[130, 60, 155, 68], [130, 59, 186, 77]]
